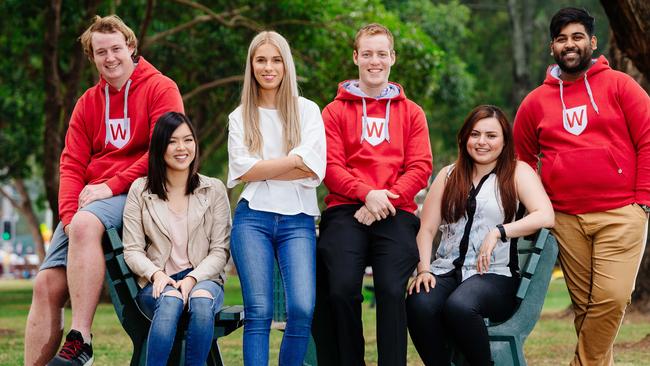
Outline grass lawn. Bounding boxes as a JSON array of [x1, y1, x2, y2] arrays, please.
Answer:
[[1, 276, 649, 365]]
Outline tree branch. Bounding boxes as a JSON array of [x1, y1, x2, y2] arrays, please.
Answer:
[[200, 124, 229, 164], [4, 180, 47, 262], [0, 185, 21, 210], [182, 75, 244, 101], [144, 14, 212, 47], [138, 0, 156, 52], [173, 1, 262, 31], [172, 1, 254, 27]]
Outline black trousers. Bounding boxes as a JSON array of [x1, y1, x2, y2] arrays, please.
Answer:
[[313, 204, 420, 366], [406, 271, 519, 366]]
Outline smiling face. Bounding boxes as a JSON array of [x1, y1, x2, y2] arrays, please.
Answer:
[[353, 34, 395, 95], [252, 43, 285, 93], [164, 123, 196, 173], [550, 22, 597, 77], [466, 117, 505, 167], [91, 31, 135, 90]]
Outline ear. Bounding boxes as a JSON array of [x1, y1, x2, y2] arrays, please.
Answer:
[[549, 41, 554, 56], [129, 44, 136, 56], [390, 50, 396, 66], [591, 35, 597, 50], [353, 50, 359, 65]]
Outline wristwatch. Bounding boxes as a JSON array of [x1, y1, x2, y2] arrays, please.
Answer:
[[639, 204, 650, 214]]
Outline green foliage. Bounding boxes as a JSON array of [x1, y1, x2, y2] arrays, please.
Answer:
[[386, 0, 476, 164], [1, 0, 479, 186], [2, 0, 607, 190], [0, 1, 44, 180]]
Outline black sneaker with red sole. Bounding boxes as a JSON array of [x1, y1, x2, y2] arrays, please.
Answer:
[[47, 329, 94, 366]]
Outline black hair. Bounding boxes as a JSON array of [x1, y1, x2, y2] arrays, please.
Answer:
[[145, 112, 200, 200], [549, 7, 595, 40]]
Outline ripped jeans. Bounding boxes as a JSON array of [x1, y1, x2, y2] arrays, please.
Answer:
[[136, 268, 225, 366]]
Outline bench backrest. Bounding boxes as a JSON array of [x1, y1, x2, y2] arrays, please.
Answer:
[[514, 229, 551, 301]]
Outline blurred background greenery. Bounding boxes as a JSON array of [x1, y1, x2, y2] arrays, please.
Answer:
[[1, 1, 650, 363]]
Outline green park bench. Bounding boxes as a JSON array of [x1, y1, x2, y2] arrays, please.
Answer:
[[452, 228, 559, 366], [315, 228, 558, 365], [102, 227, 244, 366]]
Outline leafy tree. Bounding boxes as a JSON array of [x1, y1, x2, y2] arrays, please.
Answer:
[[1, 0, 474, 257], [0, 1, 46, 260]]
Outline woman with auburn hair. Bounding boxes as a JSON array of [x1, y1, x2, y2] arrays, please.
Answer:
[[123, 112, 231, 366], [406, 105, 554, 365], [227, 30, 326, 365]]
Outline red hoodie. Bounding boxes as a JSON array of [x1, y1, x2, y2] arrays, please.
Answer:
[[514, 55, 650, 214], [322, 81, 433, 213], [59, 57, 184, 226]]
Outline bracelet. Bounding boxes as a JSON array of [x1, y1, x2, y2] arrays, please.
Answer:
[[496, 224, 508, 243], [416, 270, 434, 276]]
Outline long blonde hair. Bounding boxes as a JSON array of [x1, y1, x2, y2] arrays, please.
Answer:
[[241, 31, 301, 156]]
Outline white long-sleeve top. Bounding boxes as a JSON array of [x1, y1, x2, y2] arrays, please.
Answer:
[[227, 97, 326, 216]]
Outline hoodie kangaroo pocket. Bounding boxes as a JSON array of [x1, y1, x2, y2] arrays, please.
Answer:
[[546, 147, 627, 201]]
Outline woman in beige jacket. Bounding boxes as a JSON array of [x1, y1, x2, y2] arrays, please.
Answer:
[[122, 112, 231, 366]]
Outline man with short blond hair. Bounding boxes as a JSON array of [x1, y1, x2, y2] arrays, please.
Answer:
[[314, 23, 432, 365], [25, 15, 183, 366]]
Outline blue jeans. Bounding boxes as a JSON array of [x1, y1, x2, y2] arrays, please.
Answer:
[[136, 268, 225, 366], [231, 200, 316, 366]]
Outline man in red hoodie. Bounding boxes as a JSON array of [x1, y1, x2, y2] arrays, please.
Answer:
[[24, 15, 184, 366], [514, 8, 650, 366], [314, 23, 432, 366]]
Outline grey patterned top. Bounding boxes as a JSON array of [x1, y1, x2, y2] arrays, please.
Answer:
[[431, 170, 517, 281]]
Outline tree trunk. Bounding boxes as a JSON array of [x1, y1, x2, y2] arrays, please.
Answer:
[[42, 0, 101, 223], [600, 0, 650, 312], [15, 180, 46, 262], [42, 0, 63, 223], [0, 180, 45, 262], [600, 0, 650, 77], [507, 0, 533, 108]]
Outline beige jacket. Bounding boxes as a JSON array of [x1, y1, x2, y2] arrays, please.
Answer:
[[123, 174, 231, 288]]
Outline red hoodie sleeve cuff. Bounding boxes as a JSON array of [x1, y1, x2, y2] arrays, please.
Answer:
[[105, 176, 128, 196], [60, 214, 73, 227], [356, 184, 373, 203]]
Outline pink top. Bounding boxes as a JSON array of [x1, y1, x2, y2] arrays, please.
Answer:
[[164, 205, 192, 275]]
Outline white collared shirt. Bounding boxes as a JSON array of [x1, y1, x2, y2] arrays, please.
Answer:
[[227, 97, 326, 216]]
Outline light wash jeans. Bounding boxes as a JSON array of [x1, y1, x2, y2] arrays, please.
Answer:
[[231, 199, 316, 366], [136, 268, 224, 366]]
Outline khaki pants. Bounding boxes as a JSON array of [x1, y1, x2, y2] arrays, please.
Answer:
[[553, 204, 647, 366]]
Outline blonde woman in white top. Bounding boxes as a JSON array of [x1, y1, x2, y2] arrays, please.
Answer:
[[227, 31, 326, 366]]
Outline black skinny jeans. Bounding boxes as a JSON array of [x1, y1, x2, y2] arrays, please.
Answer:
[[406, 270, 519, 366]]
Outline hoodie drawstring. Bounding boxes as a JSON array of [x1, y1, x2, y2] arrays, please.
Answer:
[[555, 65, 600, 117], [361, 97, 367, 143], [384, 99, 391, 142], [104, 79, 133, 146], [583, 74, 600, 114], [559, 80, 567, 119]]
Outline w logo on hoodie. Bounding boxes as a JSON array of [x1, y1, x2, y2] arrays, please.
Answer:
[[106, 117, 131, 149], [563, 105, 588, 136], [361, 117, 388, 146]]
